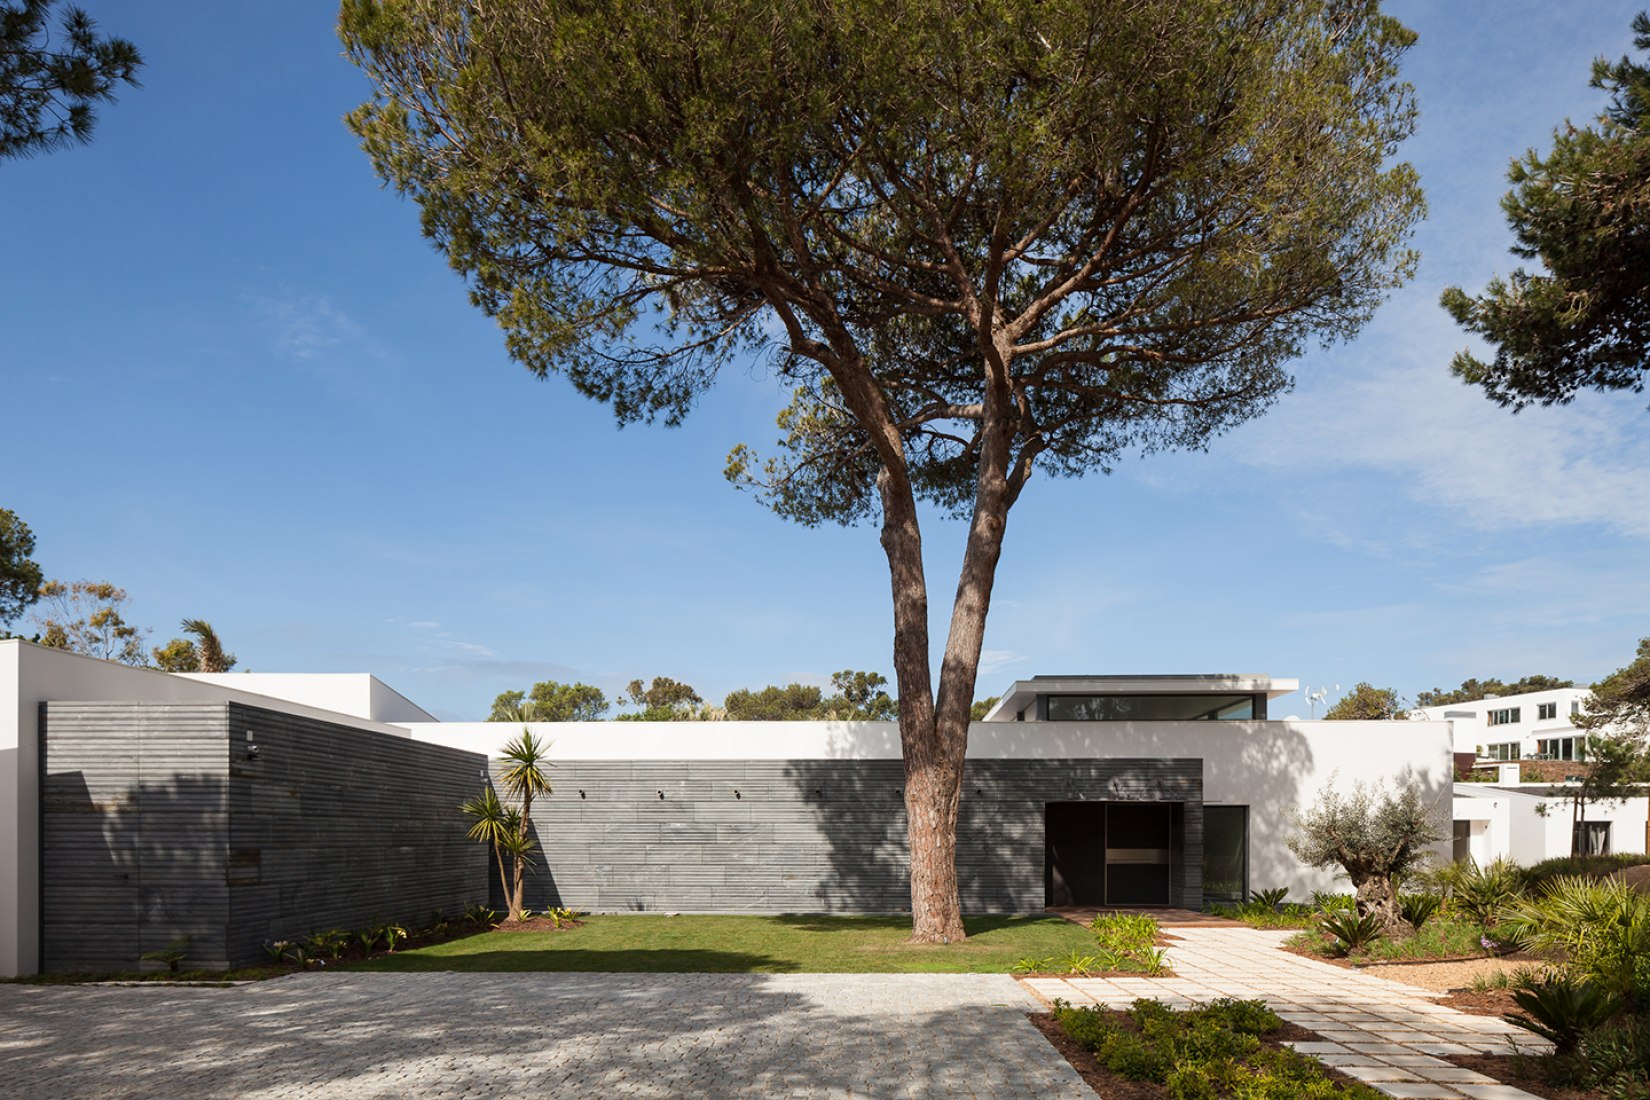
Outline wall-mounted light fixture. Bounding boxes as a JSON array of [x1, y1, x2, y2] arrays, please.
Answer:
[[579, 789, 586, 799], [244, 730, 259, 759], [733, 789, 741, 799], [657, 790, 665, 800]]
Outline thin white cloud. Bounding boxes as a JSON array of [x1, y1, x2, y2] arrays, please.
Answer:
[[977, 649, 1031, 676], [1234, 303, 1650, 542], [244, 290, 365, 362]]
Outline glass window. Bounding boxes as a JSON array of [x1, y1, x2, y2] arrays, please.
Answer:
[[1574, 822, 1612, 856], [1045, 694, 1256, 721], [1488, 707, 1522, 726], [1538, 702, 1558, 721], [1484, 742, 1521, 761], [1203, 806, 1248, 905]]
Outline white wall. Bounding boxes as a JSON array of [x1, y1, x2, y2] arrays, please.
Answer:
[[406, 717, 1455, 904], [179, 673, 432, 726], [0, 641, 409, 977]]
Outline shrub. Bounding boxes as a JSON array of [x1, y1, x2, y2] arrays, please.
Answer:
[[1090, 913, 1167, 974], [1252, 887, 1290, 909], [1507, 977, 1623, 1056], [1579, 1013, 1650, 1093], [1399, 892, 1443, 930], [1522, 853, 1650, 892], [1063, 951, 1100, 976], [1051, 998, 1376, 1097], [1445, 857, 1524, 926], [1499, 875, 1650, 1006], [1011, 956, 1049, 974], [1319, 909, 1385, 955]]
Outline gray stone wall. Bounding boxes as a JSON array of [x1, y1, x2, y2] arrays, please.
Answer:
[[40, 701, 488, 972], [499, 757, 1202, 914]]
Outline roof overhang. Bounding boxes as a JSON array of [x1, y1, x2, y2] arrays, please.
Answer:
[[981, 674, 1300, 722]]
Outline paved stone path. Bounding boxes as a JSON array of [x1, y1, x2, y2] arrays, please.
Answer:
[[1022, 927, 1552, 1100], [0, 972, 1085, 1099]]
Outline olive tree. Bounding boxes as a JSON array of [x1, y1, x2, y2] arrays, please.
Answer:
[[1287, 774, 1447, 932], [341, 0, 1424, 941]]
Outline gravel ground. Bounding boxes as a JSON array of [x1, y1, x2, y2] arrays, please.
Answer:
[[1355, 956, 1538, 992]]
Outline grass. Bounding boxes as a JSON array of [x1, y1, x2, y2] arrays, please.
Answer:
[[1287, 916, 1489, 963], [349, 913, 1097, 973]]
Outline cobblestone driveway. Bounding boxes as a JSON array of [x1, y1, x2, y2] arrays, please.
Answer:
[[0, 972, 1088, 1099]]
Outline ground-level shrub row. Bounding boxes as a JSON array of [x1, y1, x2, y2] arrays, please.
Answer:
[[1050, 997, 1384, 1099]]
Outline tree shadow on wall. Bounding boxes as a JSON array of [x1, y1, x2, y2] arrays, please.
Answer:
[[783, 758, 911, 912]]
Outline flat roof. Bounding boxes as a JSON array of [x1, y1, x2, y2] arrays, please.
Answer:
[[982, 674, 1300, 722]]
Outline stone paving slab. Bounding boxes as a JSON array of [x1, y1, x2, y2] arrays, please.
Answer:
[[0, 972, 1087, 1099], [1023, 927, 1549, 1100]]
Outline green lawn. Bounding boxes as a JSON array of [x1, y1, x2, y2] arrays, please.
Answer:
[[350, 913, 1095, 974]]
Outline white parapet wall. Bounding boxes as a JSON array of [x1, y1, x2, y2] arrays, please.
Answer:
[[0, 641, 412, 978], [405, 716, 1456, 904]]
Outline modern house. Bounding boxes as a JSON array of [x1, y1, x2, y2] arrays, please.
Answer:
[[1453, 773, 1650, 864], [1413, 686, 1595, 765], [3, 642, 1457, 976]]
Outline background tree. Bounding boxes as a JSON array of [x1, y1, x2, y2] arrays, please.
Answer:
[[487, 679, 609, 722], [31, 579, 146, 664], [0, 506, 43, 627], [1415, 675, 1575, 708], [1561, 637, 1650, 854], [152, 618, 237, 673], [342, 0, 1424, 941], [723, 682, 827, 721], [970, 697, 1000, 722], [614, 676, 705, 722], [1, 0, 141, 160], [720, 670, 897, 720], [1442, 12, 1650, 409], [1287, 775, 1447, 933], [1323, 682, 1408, 720]]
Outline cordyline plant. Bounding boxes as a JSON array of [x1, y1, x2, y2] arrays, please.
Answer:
[[342, 0, 1424, 942], [461, 727, 552, 921]]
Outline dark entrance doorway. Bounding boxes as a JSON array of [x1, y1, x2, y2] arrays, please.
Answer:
[[1045, 801, 1176, 907]]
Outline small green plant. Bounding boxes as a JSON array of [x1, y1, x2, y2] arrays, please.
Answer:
[[306, 928, 349, 961], [1011, 956, 1051, 974], [139, 935, 191, 974], [1399, 892, 1443, 930], [1252, 887, 1290, 909], [1064, 951, 1100, 976], [263, 940, 293, 964], [1507, 976, 1623, 1057], [1089, 913, 1166, 973], [1312, 890, 1356, 914], [354, 927, 382, 954], [1450, 857, 1523, 926], [546, 905, 585, 928], [379, 923, 407, 952], [1318, 908, 1385, 955], [464, 902, 500, 927]]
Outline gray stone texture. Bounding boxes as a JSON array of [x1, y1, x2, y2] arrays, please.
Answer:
[[41, 701, 489, 972], [499, 757, 1202, 913]]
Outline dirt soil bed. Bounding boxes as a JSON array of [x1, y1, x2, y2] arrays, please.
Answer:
[[1435, 987, 1520, 1018], [1027, 1011, 1371, 1098], [490, 916, 584, 933]]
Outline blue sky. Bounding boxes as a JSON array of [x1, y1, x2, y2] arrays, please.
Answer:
[[5, 2, 1648, 720]]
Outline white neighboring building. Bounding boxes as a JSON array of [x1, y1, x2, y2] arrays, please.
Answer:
[[1453, 770, 1649, 863], [1414, 686, 1593, 764]]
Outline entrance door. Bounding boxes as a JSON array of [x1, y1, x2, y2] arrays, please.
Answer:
[[1045, 801, 1107, 906], [1104, 802, 1173, 906]]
